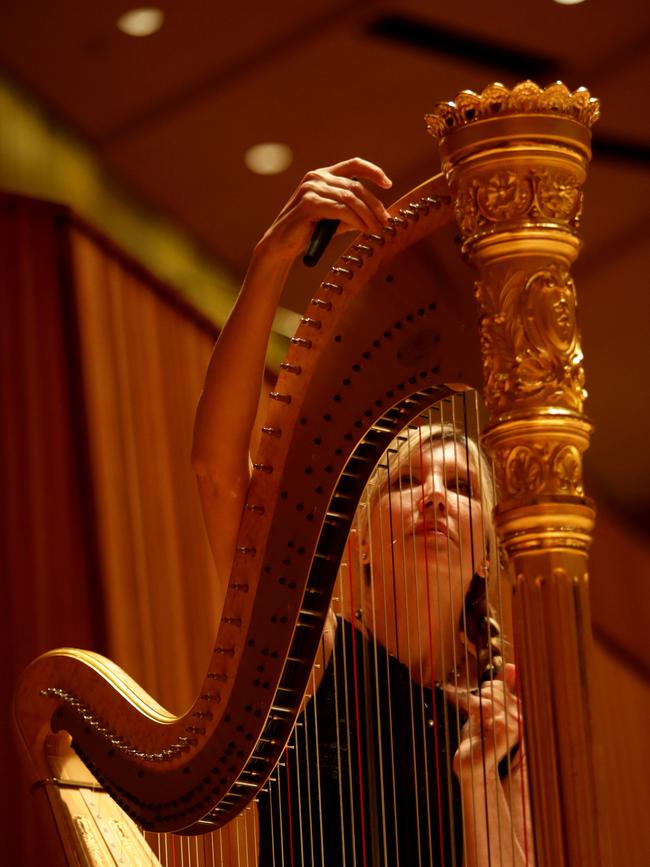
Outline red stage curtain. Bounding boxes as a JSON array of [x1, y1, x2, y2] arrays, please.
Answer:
[[1, 192, 228, 865]]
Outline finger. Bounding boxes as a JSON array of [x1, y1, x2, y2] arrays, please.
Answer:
[[504, 662, 518, 694], [477, 680, 516, 719], [448, 682, 515, 729], [319, 172, 391, 231], [482, 666, 521, 716], [443, 683, 474, 714], [326, 157, 393, 190], [295, 190, 375, 235]]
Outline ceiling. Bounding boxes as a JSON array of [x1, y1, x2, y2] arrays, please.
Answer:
[[1, 0, 649, 530]]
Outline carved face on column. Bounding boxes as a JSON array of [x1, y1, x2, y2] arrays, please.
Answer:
[[524, 271, 577, 355]]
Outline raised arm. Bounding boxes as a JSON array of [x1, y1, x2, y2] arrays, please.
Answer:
[[191, 157, 392, 583]]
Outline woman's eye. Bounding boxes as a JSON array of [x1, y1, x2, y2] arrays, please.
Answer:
[[392, 473, 420, 489], [450, 477, 473, 497]]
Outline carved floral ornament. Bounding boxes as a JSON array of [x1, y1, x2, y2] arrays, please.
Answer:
[[456, 168, 583, 236], [476, 265, 587, 415], [424, 80, 600, 140], [494, 442, 584, 498]]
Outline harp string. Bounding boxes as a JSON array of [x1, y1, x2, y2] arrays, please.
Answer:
[[337, 576, 358, 865], [345, 538, 370, 867], [476, 389, 511, 866], [309, 660, 327, 866], [416, 419, 447, 865], [131, 392, 530, 866], [330, 588, 347, 865], [372, 444, 395, 863], [437, 400, 468, 866], [416, 415, 449, 867], [368, 453, 401, 864], [446, 396, 466, 861], [449, 396, 483, 865], [384, 443, 421, 862], [278, 753, 288, 864], [465, 391, 505, 866], [144, 816, 262, 866], [455, 394, 491, 865], [392, 436, 426, 866], [505, 614, 532, 866], [267, 769, 278, 867], [290, 730, 304, 864], [409, 425, 438, 866], [294, 710, 314, 864]]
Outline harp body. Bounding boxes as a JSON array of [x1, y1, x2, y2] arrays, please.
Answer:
[[15, 82, 604, 865]]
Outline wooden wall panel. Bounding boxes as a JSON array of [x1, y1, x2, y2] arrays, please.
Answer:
[[591, 504, 650, 675], [592, 639, 650, 867]]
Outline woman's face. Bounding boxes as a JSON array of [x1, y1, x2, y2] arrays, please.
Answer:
[[360, 435, 486, 686]]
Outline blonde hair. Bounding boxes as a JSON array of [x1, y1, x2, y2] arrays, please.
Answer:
[[356, 421, 496, 571]]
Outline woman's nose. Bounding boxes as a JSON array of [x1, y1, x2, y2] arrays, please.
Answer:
[[417, 478, 446, 514]]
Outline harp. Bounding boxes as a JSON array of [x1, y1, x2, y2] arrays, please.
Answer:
[[15, 81, 604, 866]]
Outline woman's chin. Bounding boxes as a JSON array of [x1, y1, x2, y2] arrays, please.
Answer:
[[412, 548, 462, 576]]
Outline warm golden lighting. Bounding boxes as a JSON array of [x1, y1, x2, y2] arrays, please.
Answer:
[[244, 142, 293, 175], [553, 0, 586, 5], [117, 7, 165, 37]]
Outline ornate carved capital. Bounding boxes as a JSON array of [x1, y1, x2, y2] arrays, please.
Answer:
[[481, 412, 592, 509], [456, 168, 583, 237], [498, 441, 583, 498], [425, 81, 600, 141]]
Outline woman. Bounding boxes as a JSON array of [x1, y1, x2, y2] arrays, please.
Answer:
[[192, 159, 533, 866]]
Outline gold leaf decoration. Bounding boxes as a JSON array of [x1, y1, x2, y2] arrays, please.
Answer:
[[476, 170, 534, 221], [505, 445, 546, 495], [508, 80, 543, 114], [476, 266, 586, 415], [455, 168, 584, 237], [536, 171, 582, 221], [552, 445, 584, 494], [425, 81, 600, 140], [494, 441, 586, 499]]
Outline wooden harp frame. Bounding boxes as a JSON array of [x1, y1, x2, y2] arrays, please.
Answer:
[[15, 81, 603, 867]]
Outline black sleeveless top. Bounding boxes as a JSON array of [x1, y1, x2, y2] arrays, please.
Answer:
[[258, 618, 463, 866]]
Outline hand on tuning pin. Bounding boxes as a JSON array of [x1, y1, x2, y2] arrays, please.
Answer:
[[257, 157, 393, 265]]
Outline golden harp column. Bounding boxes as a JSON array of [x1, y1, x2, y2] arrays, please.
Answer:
[[427, 82, 603, 866]]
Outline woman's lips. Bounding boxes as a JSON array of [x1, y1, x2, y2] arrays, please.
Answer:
[[414, 521, 456, 543]]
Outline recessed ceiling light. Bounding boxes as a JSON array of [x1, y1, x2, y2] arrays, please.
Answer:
[[117, 8, 165, 37], [244, 143, 293, 175], [553, 0, 586, 5]]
